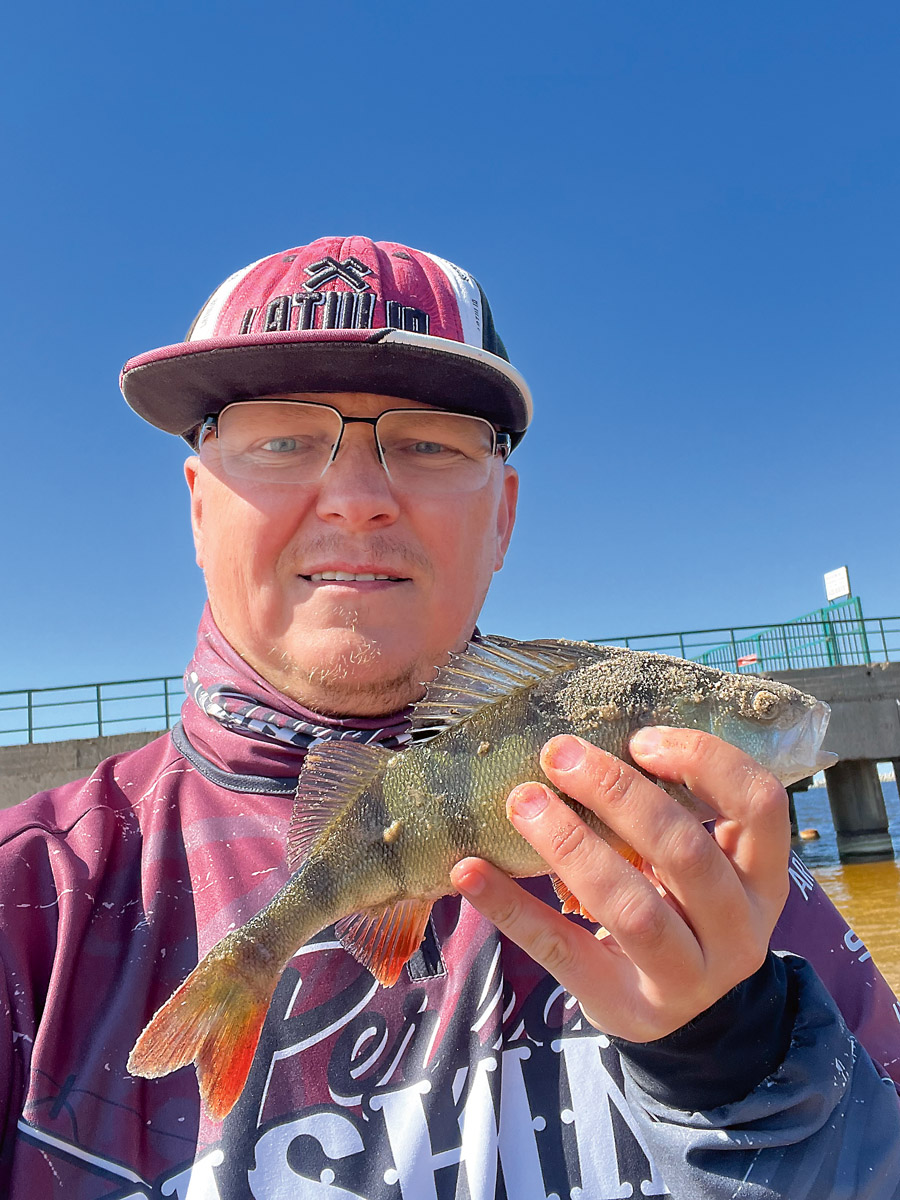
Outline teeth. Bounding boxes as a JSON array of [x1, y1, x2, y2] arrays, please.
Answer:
[[308, 572, 400, 582]]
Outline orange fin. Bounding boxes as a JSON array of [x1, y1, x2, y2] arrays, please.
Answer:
[[334, 898, 434, 986], [288, 740, 393, 870], [595, 820, 644, 872], [127, 951, 278, 1120], [618, 842, 643, 871], [550, 873, 599, 923]]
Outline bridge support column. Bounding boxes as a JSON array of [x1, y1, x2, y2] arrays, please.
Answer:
[[787, 791, 799, 838], [825, 760, 894, 863]]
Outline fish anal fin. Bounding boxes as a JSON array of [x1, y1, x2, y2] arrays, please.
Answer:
[[127, 948, 278, 1120], [550, 873, 599, 923], [335, 898, 435, 986], [289, 740, 394, 869]]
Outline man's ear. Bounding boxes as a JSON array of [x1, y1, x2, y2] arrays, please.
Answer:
[[494, 465, 519, 571], [184, 456, 205, 570]]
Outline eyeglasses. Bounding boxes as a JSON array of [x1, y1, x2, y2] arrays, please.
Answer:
[[197, 400, 512, 495]]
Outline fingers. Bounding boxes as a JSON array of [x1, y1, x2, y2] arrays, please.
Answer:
[[626, 726, 791, 899], [452, 729, 791, 1040], [449, 855, 663, 1038], [501, 774, 711, 987]]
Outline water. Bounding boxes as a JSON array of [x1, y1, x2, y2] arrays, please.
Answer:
[[791, 775, 900, 994]]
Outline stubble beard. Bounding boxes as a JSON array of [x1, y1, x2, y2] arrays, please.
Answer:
[[265, 605, 433, 717]]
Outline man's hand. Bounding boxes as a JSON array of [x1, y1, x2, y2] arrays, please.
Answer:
[[449, 728, 791, 1043]]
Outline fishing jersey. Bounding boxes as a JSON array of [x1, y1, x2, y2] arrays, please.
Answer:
[[3, 621, 900, 1198]]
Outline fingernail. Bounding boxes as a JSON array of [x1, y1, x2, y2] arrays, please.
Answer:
[[452, 859, 485, 897], [509, 783, 549, 819], [543, 735, 586, 772], [629, 726, 667, 757]]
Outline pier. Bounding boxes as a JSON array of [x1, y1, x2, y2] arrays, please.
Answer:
[[769, 664, 899, 862]]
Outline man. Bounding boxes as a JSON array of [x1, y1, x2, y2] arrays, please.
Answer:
[[2, 236, 899, 1198]]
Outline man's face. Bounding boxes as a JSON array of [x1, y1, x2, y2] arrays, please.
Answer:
[[185, 392, 518, 716]]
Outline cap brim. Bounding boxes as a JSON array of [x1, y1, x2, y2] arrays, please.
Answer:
[[120, 328, 532, 443]]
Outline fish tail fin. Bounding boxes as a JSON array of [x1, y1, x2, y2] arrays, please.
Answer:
[[127, 947, 278, 1120]]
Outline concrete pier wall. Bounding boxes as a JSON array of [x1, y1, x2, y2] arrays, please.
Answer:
[[770, 663, 900, 862], [0, 730, 165, 812], [768, 662, 900, 761]]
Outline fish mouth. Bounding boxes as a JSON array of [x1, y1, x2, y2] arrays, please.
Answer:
[[775, 701, 838, 786]]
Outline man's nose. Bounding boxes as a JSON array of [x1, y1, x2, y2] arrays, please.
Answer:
[[313, 426, 401, 528]]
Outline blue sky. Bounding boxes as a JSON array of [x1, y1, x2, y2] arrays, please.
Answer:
[[1, 2, 898, 690]]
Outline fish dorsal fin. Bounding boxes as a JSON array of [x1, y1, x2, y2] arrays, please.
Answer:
[[288, 740, 394, 870], [411, 635, 596, 736], [334, 899, 435, 986]]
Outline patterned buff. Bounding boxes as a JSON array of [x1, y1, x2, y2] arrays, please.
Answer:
[[184, 603, 414, 754]]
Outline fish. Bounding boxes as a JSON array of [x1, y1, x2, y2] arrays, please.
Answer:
[[127, 635, 836, 1118]]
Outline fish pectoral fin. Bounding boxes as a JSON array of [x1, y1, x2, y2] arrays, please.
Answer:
[[651, 776, 720, 824], [289, 740, 395, 869], [335, 898, 435, 987], [550, 873, 600, 923]]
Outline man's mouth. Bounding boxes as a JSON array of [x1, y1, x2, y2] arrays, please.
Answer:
[[300, 571, 409, 583]]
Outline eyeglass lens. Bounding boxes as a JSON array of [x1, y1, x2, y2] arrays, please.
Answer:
[[201, 401, 499, 494]]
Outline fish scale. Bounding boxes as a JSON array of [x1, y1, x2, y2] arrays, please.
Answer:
[[127, 633, 836, 1119]]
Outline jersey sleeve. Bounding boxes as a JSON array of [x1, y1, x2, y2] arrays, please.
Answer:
[[618, 953, 900, 1199], [772, 850, 900, 1092]]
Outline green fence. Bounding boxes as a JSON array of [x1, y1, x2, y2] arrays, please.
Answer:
[[0, 675, 183, 748], [594, 599, 898, 673], [2, 602, 899, 746]]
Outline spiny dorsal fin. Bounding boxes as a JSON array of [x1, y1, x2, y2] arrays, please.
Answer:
[[410, 634, 600, 736], [334, 898, 435, 986], [288, 740, 394, 869]]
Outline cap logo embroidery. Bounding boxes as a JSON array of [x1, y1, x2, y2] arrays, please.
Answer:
[[302, 255, 372, 293], [239, 251, 431, 338]]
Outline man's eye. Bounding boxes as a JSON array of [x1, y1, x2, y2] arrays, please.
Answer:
[[411, 440, 449, 455], [260, 437, 298, 453]]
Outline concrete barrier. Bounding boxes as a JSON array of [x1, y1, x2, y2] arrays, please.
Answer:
[[0, 731, 165, 812]]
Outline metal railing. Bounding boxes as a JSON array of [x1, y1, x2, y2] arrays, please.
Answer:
[[0, 675, 183, 747], [593, 601, 899, 674], [2, 603, 898, 746]]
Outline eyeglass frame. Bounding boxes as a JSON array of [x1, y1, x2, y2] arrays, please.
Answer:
[[194, 399, 514, 479]]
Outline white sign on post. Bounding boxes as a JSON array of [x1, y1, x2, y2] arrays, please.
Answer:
[[824, 566, 851, 602]]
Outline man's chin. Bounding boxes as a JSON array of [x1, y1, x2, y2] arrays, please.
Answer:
[[262, 637, 431, 718]]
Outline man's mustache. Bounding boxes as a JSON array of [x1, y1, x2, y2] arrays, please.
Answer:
[[292, 533, 432, 574]]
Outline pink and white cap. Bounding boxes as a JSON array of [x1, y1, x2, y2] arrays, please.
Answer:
[[120, 236, 532, 444]]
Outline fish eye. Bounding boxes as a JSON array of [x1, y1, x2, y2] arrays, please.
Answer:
[[751, 689, 780, 719]]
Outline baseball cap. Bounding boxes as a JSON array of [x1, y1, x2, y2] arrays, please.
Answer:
[[120, 236, 532, 445]]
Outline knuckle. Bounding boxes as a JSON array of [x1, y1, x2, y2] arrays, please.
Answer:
[[750, 774, 789, 819], [547, 817, 591, 867], [530, 926, 581, 980], [614, 888, 668, 949], [662, 824, 715, 882], [594, 756, 642, 810], [488, 893, 524, 931], [676, 728, 713, 770]]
